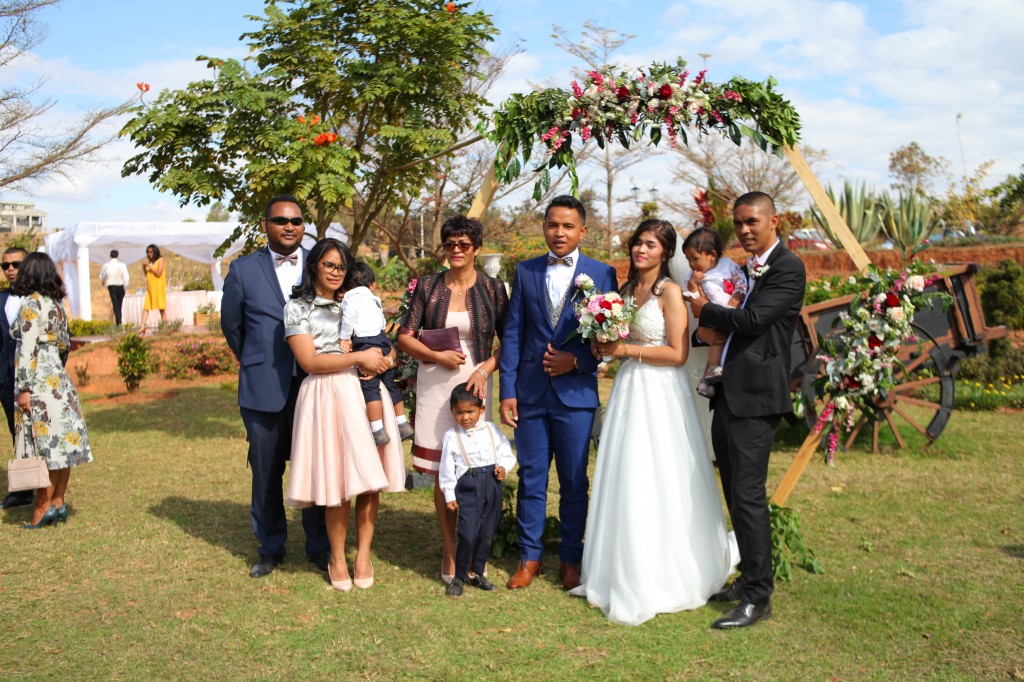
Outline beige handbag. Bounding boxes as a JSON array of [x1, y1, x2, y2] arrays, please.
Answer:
[[7, 456, 49, 492]]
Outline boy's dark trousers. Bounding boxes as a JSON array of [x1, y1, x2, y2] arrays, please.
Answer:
[[454, 465, 503, 580], [352, 332, 403, 405]]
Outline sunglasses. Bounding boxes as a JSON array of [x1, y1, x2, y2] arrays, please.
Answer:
[[319, 260, 347, 274], [267, 216, 304, 226], [1, 261, 21, 270], [443, 241, 475, 253]]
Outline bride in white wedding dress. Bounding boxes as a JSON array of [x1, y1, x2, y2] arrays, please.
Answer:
[[570, 219, 734, 626]]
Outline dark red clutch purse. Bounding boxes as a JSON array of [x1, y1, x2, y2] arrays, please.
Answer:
[[418, 326, 461, 359]]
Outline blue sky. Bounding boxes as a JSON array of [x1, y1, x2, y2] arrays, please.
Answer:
[[8, 0, 1024, 228]]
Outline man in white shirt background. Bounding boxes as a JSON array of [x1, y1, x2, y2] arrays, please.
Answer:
[[99, 249, 130, 326]]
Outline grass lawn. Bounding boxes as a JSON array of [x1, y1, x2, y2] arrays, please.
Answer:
[[1, 378, 1022, 680]]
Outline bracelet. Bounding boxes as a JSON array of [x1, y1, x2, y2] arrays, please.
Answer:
[[474, 368, 488, 379], [638, 346, 644, 364]]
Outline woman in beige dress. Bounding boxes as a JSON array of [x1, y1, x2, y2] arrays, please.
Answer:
[[397, 215, 508, 584]]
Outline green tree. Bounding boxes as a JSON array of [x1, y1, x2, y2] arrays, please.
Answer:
[[205, 200, 230, 222], [120, 0, 496, 251], [888, 141, 948, 198]]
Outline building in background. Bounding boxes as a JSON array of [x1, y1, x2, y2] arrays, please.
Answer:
[[0, 202, 46, 233]]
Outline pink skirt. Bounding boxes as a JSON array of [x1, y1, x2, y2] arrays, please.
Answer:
[[287, 368, 405, 507]]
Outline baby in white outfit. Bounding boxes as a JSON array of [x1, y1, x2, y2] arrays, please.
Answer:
[[681, 228, 748, 398]]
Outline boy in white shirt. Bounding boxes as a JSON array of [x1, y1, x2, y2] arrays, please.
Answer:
[[440, 383, 516, 598], [340, 262, 412, 445]]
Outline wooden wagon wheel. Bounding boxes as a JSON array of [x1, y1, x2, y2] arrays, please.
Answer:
[[801, 323, 955, 452]]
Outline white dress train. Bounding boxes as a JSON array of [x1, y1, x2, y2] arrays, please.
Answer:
[[570, 296, 735, 625]]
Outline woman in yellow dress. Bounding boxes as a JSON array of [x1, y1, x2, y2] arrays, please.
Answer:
[[140, 244, 166, 331]]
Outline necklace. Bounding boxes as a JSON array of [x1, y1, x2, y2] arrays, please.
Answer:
[[447, 274, 475, 297]]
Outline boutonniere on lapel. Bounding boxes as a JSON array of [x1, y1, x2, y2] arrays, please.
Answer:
[[747, 259, 770, 280], [571, 273, 595, 302]]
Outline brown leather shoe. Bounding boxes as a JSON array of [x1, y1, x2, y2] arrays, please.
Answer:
[[559, 561, 581, 591], [506, 560, 543, 589]]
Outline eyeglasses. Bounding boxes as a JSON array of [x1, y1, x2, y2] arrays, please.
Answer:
[[1, 261, 21, 270], [319, 260, 347, 274], [267, 216, 304, 227], [443, 241, 475, 253]]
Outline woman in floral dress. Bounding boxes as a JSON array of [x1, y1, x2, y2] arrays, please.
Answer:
[[13, 253, 92, 529]]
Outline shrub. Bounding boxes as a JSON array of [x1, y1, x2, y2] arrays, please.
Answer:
[[373, 256, 413, 292], [957, 339, 1024, 384], [979, 259, 1024, 330], [154, 319, 183, 335], [162, 339, 238, 379], [68, 319, 116, 337], [115, 332, 153, 392]]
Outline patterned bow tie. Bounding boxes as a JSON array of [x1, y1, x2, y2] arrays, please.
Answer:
[[274, 253, 298, 267], [547, 255, 573, 267]]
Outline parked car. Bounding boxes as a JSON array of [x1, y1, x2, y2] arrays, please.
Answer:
[[787, 228, 832, 251]]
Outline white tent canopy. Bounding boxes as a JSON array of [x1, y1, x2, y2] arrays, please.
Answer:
[[44, 221, 350, 320]]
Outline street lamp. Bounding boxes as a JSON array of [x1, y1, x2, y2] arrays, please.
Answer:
[[632, 186, 658, 205]]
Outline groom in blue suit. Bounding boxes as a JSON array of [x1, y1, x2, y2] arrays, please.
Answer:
[[221, 195, 329, 578], [500, 195, 617, 591]]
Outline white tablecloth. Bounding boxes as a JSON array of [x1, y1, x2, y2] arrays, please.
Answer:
[[123, 290, 223, 328]]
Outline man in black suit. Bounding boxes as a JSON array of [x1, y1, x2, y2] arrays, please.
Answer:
[[691, 192, 806, 629], [0, 247, 32, 508]]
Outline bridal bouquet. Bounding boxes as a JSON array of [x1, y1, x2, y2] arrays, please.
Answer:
[[570, 275, 636, 357]]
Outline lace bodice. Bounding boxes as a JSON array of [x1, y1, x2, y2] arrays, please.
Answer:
[[628, 297, 666, 347]]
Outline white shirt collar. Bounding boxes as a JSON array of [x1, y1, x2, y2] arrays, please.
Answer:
[[752, 239, 780, 266]]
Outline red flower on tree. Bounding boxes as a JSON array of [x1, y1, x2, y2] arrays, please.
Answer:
[[136, 82, 150, 93], [445, 1, 455, 12]]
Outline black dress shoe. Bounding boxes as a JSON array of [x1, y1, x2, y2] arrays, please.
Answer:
[[712, 600, 772, 629], [467, 574, 497, 591], [1, 491, 34, 509], [445, 577, 464, 598], [709, 581, 743, 602], [308, 550, 330, 573], [249, 555, 283, 578]]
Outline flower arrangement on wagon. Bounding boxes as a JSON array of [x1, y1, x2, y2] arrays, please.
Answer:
[[813, 263, 951, 462], [569, 274, 636, 357]]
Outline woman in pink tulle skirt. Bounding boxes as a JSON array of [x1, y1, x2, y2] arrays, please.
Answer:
[[284, 238, 405, 591]]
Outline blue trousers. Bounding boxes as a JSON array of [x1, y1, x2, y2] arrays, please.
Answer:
[[514, 388, 595, 564], [240, 379, 328, 559], [454, 465, 503, 580]]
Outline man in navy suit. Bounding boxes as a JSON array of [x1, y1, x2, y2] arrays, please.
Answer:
[[0, 247, 32, 509], [500, 195, 617, 590], [221, 195, 329, 578], [692, 191, 806, 628]]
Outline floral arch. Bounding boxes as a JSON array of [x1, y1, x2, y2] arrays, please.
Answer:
[[461, 57, 877, 505]]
